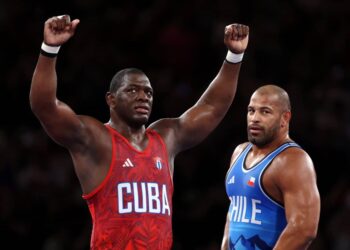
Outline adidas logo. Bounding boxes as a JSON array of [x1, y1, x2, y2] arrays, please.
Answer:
[[228, 176, 235, 184], [122, 158, 134, 168]]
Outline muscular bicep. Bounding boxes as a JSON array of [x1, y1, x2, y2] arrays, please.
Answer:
[[278, 150, 320, 235], [151, 62, 241, 153], [33, 98, 86, 148], [175, 103, 223, 150], [30, 56, 87, 149], [150, 104, 224, 156]]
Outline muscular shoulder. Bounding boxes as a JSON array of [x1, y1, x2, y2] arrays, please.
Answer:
[[79, 115, 109, 134], [270, 146, 316, 189], [71, 115, 110, 153], [149, 118, 177, 134], [148, 118, 183, 155], [273, 146, 314, 171]]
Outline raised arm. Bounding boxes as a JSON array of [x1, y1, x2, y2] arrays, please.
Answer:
[[29, 15, 82, 147], [274, 149, 320, 249], [151, 24, 249, 155]]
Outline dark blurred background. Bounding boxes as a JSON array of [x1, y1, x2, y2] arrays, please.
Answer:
[[1, 0, 349, 249]]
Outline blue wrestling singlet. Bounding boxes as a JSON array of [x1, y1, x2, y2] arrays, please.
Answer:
[[225, 142, 300, 250]]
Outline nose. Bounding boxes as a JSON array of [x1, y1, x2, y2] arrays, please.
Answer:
[[249, 111, 260, 123]]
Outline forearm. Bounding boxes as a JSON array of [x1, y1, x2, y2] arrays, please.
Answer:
[[273, 223, 317, 250], [197, 61, 241, 118], [197, 22, 248, 118], [30, 54, 59, 114], [175, 60, 242, 148]]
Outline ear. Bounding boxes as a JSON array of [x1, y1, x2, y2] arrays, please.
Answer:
[[106, 92, 116, 108], [281, 111, 291, 128]]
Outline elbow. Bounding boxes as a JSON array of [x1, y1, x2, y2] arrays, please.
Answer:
[[29, 94, 35, 111], [29, 95, 42, 115], [289, 219, 319, 246], [301, 225, 318, 243], [29, 94, 56, 118], [307, 219, 319, 240], [29, 89, 39, 113], [297, 227, 318, 249], [29, 96, 38, 114]]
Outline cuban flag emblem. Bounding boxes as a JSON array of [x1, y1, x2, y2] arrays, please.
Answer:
[[154, 157, 163, 170]]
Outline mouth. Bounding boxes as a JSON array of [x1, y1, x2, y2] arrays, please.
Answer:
[[248, 125, 263, 135], [134, 105, 150, 114]]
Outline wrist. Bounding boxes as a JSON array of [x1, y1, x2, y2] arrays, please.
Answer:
[[40, 42, 61, 58], [225, 50, 244, 64]]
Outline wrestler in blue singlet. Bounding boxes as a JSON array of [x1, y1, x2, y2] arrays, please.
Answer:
[[225, 142, 300, 250]]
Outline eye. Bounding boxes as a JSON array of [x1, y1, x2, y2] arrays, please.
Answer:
[[144, 87, 153, 97], [127, 88, 137, 93]]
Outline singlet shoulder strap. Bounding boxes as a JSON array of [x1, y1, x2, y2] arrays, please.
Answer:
[[236, 143, 253, 162], [226, 143, 253, 180], [260, 141, 301, 166]]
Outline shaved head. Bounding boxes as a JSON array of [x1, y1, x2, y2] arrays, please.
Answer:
[[109, 68, 147, 93], [247, 84, 292, 147], [252, 84, 291, 112]]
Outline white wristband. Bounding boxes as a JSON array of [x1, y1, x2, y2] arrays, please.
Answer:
[[41, 42, 61, 57], [225, 50, 244, 64]]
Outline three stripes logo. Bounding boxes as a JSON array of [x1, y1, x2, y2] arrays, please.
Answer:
[[122, 158, 134, 168], [228, 175, 235, 184]]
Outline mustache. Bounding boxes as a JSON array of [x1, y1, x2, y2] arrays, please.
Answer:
[[248, 124, 264, 130]]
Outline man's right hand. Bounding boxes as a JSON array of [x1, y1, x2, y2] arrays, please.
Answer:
[[43, 15, 80, 46], [224, 23, 249, 54]]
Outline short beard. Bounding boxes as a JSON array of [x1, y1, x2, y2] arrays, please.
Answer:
[[247, 124, 279, 147]]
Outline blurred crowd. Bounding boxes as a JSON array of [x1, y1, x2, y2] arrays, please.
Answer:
[[0, 0, 349, 249]]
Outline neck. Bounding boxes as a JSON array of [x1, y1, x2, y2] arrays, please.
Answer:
[[108, 120, 149, 151], [252, 134, 291, 154], [108, 120, 146, 137]]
